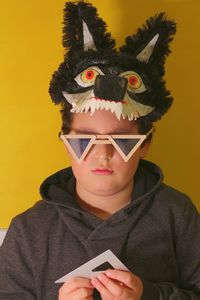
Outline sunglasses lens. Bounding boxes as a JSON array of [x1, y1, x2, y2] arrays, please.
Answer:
[[67, 138, 92, 159], [113, 138, 141, 156]]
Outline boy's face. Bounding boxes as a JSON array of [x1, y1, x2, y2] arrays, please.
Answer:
[[66, 110, 150, 197]]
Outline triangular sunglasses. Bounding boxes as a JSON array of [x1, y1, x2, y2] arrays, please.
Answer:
[[60, 128, 153, 164]]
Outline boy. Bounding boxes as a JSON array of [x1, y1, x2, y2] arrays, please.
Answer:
[[0, 1, 199, 299]]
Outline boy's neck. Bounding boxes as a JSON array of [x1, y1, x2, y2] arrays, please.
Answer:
[[76, 180, 134, 220]]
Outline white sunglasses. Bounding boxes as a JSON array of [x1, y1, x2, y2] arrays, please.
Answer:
[[60, 128, 153, 164]]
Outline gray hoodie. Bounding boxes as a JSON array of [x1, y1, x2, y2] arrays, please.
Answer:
[[0, 160, 200, 299]]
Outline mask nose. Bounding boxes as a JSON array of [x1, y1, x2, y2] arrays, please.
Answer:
[[94, 75, 128, 102]]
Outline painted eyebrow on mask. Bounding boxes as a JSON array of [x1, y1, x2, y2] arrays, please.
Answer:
[[73, 58, 110, 76]]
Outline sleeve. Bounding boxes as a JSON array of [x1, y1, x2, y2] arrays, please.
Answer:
[[141, 197, 200, 300], [0, 218, 37, 300]]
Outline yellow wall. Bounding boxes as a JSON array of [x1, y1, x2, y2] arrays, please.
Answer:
[[0, 0, 199, 227]]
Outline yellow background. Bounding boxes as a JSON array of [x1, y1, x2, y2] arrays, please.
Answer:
[[0, 0, 199, 227]]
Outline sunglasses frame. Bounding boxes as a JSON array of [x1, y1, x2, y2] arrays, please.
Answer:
[[60, 128, 153, 164]]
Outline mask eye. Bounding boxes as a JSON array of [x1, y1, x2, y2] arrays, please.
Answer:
[[120, 71, 146, 94], [74, 66, 104, 87]]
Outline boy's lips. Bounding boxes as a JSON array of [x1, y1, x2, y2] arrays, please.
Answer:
[[91, 168, 113, 175]]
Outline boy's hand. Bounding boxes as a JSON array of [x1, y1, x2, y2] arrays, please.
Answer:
[[58, 277, 94, 300], [91, 269, 143, 300]]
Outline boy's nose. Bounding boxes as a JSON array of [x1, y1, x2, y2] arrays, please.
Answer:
[[92, 143, 114, 161]]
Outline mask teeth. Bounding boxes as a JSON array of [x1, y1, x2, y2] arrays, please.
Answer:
[[104, 101, 110, 111], [128, 113, 134, 121], [80, 106, 85, 113], [95, 101, 101, 110], [71, 107, 76, 113], [65, 89, 154, 120], [90, 103, 96, 114], [70, 98, 134, 120], [84, 102, 91, 113], [115, 103, 123, 120]]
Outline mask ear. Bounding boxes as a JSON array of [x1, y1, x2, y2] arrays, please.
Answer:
[[82, 20, 97, 51], [120, 13, 176, 74], [63, 1, 116, 53], [136, 33, 159, 63]]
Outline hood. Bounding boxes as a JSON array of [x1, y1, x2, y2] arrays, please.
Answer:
[[40, 159, 164, 211], [39, 159, 165, 252]]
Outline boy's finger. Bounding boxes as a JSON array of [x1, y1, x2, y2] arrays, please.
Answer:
[[60, 277, 93, 294], [92, 274, 125, 297], [105, 269, 135, 288]]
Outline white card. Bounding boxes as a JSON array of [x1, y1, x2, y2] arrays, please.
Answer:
[[55, 249, 128, 283]]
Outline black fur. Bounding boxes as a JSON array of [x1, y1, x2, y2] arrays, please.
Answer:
[[63, 1, 116, 54], [120, 12, 176, 76]]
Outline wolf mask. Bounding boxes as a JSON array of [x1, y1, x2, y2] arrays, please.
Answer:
[[49, 1, 176, 122]]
